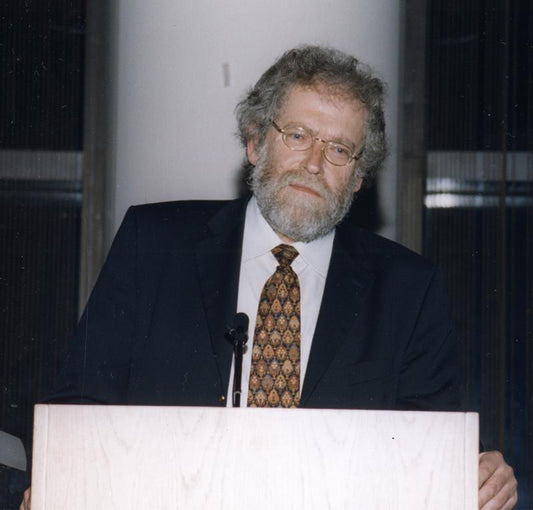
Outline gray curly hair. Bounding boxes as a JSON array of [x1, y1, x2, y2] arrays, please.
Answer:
[[235, 45, 387, 182]]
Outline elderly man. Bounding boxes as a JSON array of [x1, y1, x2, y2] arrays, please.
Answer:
[[21, 45, 517, 509]]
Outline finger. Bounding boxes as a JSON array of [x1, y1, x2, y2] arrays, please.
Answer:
[[502, 490, 519, 510], [478, 451, 501, 487], [479, 477, 518, 509], [480, 492, 517, 510], [20, 487, 31, 510], [498, 477, 518, 510]]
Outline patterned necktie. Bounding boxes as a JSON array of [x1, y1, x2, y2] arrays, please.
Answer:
[[248, 244, 301, 408]]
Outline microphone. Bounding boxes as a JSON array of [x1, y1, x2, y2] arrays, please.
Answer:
[[231, 313, 249, 345], [226, 313, 249, 407]]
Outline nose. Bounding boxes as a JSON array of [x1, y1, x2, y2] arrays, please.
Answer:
[[302, 139, 324, 174]]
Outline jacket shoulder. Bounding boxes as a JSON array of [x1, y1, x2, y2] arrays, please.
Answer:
[[336, 223, 438, 277], [130, 199, 234, 223], [118, 199, 242, 239]]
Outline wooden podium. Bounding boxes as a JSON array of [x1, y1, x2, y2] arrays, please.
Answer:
[[31, 405, 478, 509]]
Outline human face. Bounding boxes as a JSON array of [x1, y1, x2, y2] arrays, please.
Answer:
[[247, 85, 366, 243]]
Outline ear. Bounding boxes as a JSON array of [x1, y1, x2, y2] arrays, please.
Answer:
[[246, 137, 260, 166], [353, 174, 364, 193]]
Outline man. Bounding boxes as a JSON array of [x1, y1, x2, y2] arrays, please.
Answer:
[[21, 46, 517, 509]]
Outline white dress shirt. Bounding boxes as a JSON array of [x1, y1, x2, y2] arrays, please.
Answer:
[[226, 196, 334, 406]]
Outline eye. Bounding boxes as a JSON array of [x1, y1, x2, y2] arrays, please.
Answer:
[[287, 129, 307, 141], [330, 143, 351, 156], [282, 127, 311, 149]]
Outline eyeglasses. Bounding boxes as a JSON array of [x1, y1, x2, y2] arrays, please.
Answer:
[[272, 121, 362, 166]]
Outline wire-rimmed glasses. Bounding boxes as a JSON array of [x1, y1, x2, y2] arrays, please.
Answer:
[[272, 121, 362, 166]]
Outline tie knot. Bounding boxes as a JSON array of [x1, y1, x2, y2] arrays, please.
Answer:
[[272, 244, 299, 267]]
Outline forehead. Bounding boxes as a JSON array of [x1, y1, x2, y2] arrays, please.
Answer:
[[277, 84, 367, 142]]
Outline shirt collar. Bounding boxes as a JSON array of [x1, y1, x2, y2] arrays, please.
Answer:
[[242, 196, 334, 278]]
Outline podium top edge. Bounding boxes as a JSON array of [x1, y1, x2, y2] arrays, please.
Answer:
[[34, 403, 478, 417]]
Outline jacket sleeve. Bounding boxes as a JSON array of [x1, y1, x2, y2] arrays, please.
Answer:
[[396, 268, 461, 411], [44, 207, 139, 404]]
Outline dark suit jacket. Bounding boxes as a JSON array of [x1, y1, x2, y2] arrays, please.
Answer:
[[48, 198, 460, 411]]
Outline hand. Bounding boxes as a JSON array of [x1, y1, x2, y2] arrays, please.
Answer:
[[478, 451, 517, 509], [19, 487, 31, 510]]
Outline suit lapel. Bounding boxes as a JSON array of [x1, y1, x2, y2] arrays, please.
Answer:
[[301, 226, 375, 406], [194, 198, 248, 395]]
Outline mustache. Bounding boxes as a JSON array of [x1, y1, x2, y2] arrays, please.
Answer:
[[264, 169, 330, 197]]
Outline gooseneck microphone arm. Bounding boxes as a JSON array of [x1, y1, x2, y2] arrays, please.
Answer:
[[225, 313, 249, 407]]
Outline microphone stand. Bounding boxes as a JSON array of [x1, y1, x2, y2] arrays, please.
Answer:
[[233, 335, 245, 407], [225, 313, 249, 407]]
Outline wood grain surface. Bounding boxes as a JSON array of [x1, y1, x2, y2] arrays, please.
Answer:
[[31, 405, 478, 509]]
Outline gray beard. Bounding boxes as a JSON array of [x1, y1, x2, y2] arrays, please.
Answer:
[[250, 149, 358, 243]]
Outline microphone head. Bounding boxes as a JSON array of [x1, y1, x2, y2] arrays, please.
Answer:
[[233, 312, 249, 334]]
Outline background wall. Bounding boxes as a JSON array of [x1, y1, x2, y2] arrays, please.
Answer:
[[107, 0, 400, 242]]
